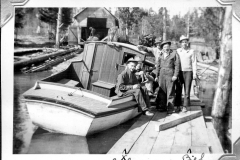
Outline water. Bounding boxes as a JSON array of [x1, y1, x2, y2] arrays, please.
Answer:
[[197, 80, 232, 153], [14, 71, 138, 154]]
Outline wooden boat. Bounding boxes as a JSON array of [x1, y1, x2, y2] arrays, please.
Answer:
[[22, 41, 154, 136]]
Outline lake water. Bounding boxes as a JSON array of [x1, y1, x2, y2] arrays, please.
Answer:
[[197, 80, 232, 153], [14, 71, 139, 154], [14, 71, 231, 154]]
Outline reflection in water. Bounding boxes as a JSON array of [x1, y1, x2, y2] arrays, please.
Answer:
[[197, 80, 231, 153], [14, 71, 139, 154], [28, 133, 89, 154]]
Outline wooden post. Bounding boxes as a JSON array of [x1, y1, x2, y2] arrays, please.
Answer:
[[163, 8, 167, 41], [77, 25, 81, 44], [212, 7, 232, 118], [56, 7, 62, 48]]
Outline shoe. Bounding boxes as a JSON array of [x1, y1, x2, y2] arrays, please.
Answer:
[[157, 107, 167, 112], [174, 106, 181, 113], [143, 110, 154, 116], [181, 106, 187, 112]]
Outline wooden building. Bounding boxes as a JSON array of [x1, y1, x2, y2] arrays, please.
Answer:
[[68, 8, 119, 45]]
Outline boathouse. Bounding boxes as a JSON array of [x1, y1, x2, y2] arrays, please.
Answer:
[[68, 8, 119, 45]]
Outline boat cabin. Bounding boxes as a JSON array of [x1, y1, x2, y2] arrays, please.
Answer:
[[42, 42, 154, 97]]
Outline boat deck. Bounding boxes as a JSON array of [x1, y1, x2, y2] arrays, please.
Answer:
[[108, 83, 223, 154], [23, 88, 137, 117]]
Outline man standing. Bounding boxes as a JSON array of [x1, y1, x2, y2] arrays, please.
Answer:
[[175, 35, 197, 112], [137, 38, 162, 64], [155, 41, 180, 114], [115, 57, 153, 116]]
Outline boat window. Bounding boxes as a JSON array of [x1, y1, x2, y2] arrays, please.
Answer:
[[122, 52, 135, 65]]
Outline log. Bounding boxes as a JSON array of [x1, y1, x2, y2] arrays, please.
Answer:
[[212, 7, 232, 118], [14, 48, 78, 69], [197, 62, 218, 72], [155, 110, 203, 132]]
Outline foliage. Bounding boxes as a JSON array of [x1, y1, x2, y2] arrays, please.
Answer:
[[15, 8, 34, 29], [38, 8, 73, 29], [116, 7, 225, 49]]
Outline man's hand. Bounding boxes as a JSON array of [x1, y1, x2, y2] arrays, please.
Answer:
[[133, 84, 140, 89], [172, 76, 177, 81], [137, 45, 144, 51], [136, 71, 144, 76], [155, 77, 158, 82], [193, 75, 197, 80]]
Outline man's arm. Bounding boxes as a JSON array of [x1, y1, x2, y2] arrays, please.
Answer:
[[116, 74, 133, 92], [174, 52, 180, 78], [137, 45, 155, 57], [156, 57, 161, 80], [192, 50, 197, 79]]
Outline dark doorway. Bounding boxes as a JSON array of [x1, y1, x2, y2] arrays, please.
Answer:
[[81, 18, 109, 41]]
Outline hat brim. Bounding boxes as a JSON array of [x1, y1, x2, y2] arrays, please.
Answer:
[[160, 41, 171, 49], [179, 38, 189, 42], [127, 59, 139, 63]]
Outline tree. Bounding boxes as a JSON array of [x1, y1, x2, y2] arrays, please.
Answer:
[[212, 7, 231, 118], [188, 7, 225, 48], [15, 8, 25, 39], [38, 8, 72, 35], [55, 8, 62, 48], [117, 7, 148, 36]]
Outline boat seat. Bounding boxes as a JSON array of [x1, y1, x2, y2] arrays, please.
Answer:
[[92, 81, 116, 97], [57, 79, 79, 87]]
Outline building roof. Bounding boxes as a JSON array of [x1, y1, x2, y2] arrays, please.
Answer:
[[73, 7, 118, 21]]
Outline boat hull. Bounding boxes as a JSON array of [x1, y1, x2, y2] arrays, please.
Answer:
[[24, 99, 140, 136]]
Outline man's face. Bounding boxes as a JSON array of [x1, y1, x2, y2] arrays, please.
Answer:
[[162, 44, 170, 52], [128, 62, 137, 72], [136, 63, 142, 71], [181, 40, 188, 48]]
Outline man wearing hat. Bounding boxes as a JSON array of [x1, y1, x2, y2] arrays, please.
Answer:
[[155, 40, 180, 113], [137, 38, 162, 64], [175, 35, 197, 112], [115, 57, 153, 116]]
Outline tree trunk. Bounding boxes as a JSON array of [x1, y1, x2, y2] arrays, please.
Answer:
[[163, 8, 167, 41], [55, 8, 62, 48], [212, 7, 232, 118]]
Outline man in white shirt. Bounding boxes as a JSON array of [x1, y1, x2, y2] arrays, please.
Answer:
[[175, 35, 197, 112]]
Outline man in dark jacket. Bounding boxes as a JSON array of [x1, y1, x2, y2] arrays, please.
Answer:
[[155, 41, 180, 114], [115, 57, 153, 116]]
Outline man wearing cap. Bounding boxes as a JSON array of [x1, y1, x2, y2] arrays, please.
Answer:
[[137, 38, 162, 64], [115, 57, 153, 116], [155, 40, 180, 113], [175, 35, 197, 112]]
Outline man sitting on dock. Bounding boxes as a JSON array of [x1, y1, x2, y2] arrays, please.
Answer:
[[115, 57, 154, 116]]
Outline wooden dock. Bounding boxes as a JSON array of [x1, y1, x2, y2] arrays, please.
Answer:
[[108, 82, 223, 154]]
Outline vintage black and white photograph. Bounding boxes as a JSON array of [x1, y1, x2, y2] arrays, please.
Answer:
[[12, 6, 233, 155], [2, 0, 240, 159]]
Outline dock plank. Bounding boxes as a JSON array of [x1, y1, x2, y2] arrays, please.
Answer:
[[172, 121, 192, 147], [129, 112, 166, 154], [190, 146, 210, 153], [155, 111, 202, 132], [151, 127, 176, 154], [107, 113, 154, 154], [171, 145, 190, 154], [206, 122, 224, 153], [191, 116, 209, 147]]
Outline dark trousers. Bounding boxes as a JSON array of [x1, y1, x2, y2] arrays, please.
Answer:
[[156, 71, 175, 109], [175, 71, 193, 107], [123, 87, 150, 112]]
